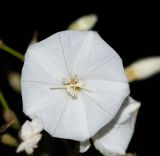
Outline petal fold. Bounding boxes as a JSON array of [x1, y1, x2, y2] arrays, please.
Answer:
[[93, 97, 141, 156]]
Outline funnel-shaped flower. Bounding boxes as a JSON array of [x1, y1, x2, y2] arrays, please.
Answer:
[[21, 31, 129, 142]]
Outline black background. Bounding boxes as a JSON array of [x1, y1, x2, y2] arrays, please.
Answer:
[[0, 2, 160, 156]]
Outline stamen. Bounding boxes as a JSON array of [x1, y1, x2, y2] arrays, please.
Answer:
[[50, 75, 94, 98]]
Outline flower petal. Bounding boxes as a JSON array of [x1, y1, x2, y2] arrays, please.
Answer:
[[22, 81, 66, 113], [53, 95, 89, 141], [22, 32, 70, 84], [20, 118, 43, 141], [72, 32, 127, 83], [17, 134, 42, 154], [31, 118, 43, 134], [93, 97, 141, 156], [79, 80, 129, 138], [20, 120, 33, 140], [57, 31, 92, 75], [16, 141, 29, 153], [80, 139, 91, 153], [22, 82, 71, 138]]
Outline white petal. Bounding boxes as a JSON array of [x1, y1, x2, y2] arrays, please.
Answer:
[[80, 80, 129, 138], [22, 81, 66, 115], [22, 32, 69, 84], [22, 82, 71, 139], [31, 118, 43, 134], [93, 97, 141, 156], [20, 120, 33, 140], [80, 139, 91, 153], [53, 95, 89, 141], [72, 32, 128, 82], [57, 31, 91, 75], [20, 119, 43, 141], [68, 14, 98, 31], [31, 96, 69, 139], [125, 56, 160, 82], [29, 133, 42, 147], [16, 141, 29, 153], [25, 147, 34, 155], [17, 134, 42, 154]]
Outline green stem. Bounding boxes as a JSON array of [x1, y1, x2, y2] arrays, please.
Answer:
[[0, 89, 10, 110], [0, 89, 20, 129], [0, 41, 24, 62]]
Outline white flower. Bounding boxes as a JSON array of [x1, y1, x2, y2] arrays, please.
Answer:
[[8, 71, 21, 92], [68, 14, 98, 31], [80, 97, 141, 155], [16, 118, 43, 154], [125, 56, 160, 82], [21, 30, 129, 142]]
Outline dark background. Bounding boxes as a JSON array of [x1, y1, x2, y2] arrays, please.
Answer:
[[0, 2, 159, 156]]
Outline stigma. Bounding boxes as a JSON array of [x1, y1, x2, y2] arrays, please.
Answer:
[[50, 75, 93, 98], [62, 75, 85, 98]]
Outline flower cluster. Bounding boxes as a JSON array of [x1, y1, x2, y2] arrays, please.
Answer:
[[16, 118, 43, 154]]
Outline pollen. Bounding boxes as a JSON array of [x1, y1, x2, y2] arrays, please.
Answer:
[[63, 75, 85, 98], [50, 75, 94, 98]]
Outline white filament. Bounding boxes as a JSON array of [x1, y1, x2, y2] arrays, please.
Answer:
[[50, 75, 94, 98]]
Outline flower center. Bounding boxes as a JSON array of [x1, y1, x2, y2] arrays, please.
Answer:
[[50, 75, 94, 98], [62, 75, 85, 98]]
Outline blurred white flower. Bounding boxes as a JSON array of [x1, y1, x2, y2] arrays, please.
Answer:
[[21, 30, 129, 142], [68, 14, 98, 31], [125, 56, 160, 82], [8, 72, 21, 92], [80, 97, 141, 156], [1, 133, 18, 147], [16, 118, 43, 154]]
